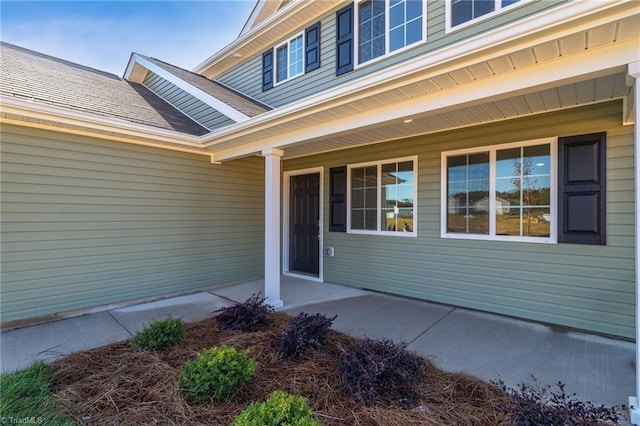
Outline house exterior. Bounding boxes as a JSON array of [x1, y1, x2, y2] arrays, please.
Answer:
[[2, 0, 639, 406]]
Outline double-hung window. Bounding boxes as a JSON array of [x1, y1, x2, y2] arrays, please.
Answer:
[[441, 138, 556, 243], [448, 0, 524, 31], [275, 33, 304, 84], [348, 157, 417, 236], [357, 0, 425, 65]]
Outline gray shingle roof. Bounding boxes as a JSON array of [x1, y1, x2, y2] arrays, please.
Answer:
[[0, 42, 209, 136], [139, 55, 271, 117]]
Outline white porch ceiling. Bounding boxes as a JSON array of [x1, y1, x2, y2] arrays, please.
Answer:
[[207, 10, 639, 161]]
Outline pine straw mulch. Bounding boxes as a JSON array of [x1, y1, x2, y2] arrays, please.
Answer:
[[50, 311, 512, 425]]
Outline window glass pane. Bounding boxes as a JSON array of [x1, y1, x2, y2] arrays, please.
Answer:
[[372, 35, 385, 59], [475, 0, 495, 18], [495, 143, 551, 237], [496, 147, 520, 178], [389, 28, 405, 53], [502, 0, 520, 7], [446, 153, 489, 234], [289, 35, 303, 78], [359, 0, 386, 63], [351, 166, 378, 231], [381, 161, 414, 233], [451, 0, 472, 26], [276, 45, 288, 82], [390, 2, 404, 28], [405, 18, 423, 46]]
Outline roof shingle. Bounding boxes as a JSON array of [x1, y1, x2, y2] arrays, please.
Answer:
[[0, 42, 209, 136]]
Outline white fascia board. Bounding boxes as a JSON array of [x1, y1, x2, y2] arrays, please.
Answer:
[[210, 39, 635, 161], [0, 97, 206, 153], [200, 0, 637, 150], [130, 54, 250, 123], [192, 0, 336, 76]]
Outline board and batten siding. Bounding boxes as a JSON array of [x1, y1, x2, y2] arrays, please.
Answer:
[[0, 125, 264, 323], [216, 0, 564, 109], [284, 101, 634, 339], [142, 71, 235, 131]]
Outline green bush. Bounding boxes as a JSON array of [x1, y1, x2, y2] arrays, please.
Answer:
[[179, 346, 256, 404], [231, 391, 321, 426], [130, 316, 186, 352]]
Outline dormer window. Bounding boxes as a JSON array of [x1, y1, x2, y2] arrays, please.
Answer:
[[356, 0, 425, 66]]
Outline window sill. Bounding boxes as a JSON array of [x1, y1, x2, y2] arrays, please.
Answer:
[[348, 230, 417, 238], [440, 233, 556, 244]]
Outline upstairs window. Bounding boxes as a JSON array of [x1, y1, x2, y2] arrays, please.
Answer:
[[356, 0, 425, 65], [276, 33, 304, 84], [262, 22, 321, 91], [448, 0, 524, 31]]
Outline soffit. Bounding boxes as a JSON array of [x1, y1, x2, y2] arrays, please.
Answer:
[[205, 10, 639, 161]]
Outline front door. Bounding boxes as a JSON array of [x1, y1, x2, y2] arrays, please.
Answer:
[[289, 173, 320, 276]]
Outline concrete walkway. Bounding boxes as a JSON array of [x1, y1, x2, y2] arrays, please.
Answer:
[[0, 277, 634, 415]]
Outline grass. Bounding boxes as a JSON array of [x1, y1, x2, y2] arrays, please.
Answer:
[[0, 361, 73, 425]]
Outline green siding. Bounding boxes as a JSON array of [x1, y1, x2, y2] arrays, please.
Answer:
[[0, 125, 264, 323], [217, 0, 565, 108], [143, 71, 235, 130], [284, 101, 634, 339]]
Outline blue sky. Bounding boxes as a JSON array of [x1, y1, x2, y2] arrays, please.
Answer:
[[0, 1, 257, 76]]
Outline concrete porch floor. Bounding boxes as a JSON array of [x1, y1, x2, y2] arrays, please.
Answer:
[[0, 276, 634, 417]]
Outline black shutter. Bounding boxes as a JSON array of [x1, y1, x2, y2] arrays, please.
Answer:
[[262, 50, 273, 91], [335, 3, 354, 76], [305, 22, 321, 72], [558, 132, 606, 245], [329, 166, 347, 232]]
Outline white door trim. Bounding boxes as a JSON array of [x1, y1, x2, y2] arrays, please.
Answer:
[[283, 167, 324, 283]]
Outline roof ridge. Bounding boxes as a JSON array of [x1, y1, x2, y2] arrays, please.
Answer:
[[1, 41, 121, 80]]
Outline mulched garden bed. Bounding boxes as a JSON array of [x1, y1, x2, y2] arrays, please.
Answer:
[[50, 311, 515, 425]]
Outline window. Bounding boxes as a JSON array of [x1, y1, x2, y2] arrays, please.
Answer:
[[448, 0, 524, 31], [263, 22, 321, 90], [275, 33, 304, 84], [348, 157, 417, 236], [356, 0, 425, 65], [441, 138, 556, 243]]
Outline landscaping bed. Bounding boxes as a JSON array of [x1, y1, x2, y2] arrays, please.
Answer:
[[50, 311, 508, 425], [2, 297, 622, 425]]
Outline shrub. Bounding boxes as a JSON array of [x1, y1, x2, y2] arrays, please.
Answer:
[[272, 312, 337, 360], [492, 375, 621, 425], [179, 346, 256, 404], [231, 390, 321, 426], [337, 337, 424, 407], [215, 293, 273, 331], [129, 316, 186, 352]]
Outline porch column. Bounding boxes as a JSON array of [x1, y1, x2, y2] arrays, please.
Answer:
[[629, 60, 640, 425], [262, 148, 284, 308]]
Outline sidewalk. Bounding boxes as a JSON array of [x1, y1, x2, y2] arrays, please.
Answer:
[[1, 277, 634, 412]]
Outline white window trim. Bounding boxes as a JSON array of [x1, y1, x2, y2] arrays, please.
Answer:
[[347, 155, 418, 237], [354, 0, 427, 69], [445, 0, 532, 33], [274, 31, 305, 86], [440, 137, 557, 244]]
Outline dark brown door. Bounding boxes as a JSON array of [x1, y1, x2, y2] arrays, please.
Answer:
[[289, 173, 320, 275]]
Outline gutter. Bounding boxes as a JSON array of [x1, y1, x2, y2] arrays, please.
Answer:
[[0, 97, 212, 158]]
